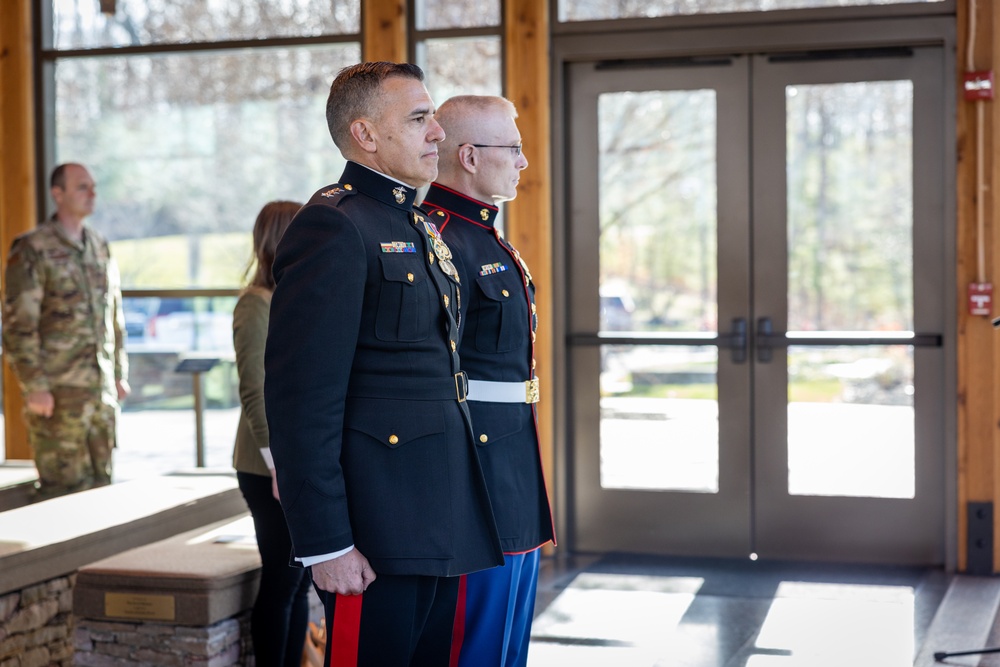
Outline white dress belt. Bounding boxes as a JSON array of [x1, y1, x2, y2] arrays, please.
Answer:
[[467, 378, 540, 404]]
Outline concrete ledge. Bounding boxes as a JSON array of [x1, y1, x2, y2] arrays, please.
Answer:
[[0, 470, 246, 595], [0, 460, 39, 511], [74, 515, 261, 627]]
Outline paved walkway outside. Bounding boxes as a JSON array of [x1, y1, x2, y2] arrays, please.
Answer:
[[0, 408, 243, 482], [114, 407, 241, 481]]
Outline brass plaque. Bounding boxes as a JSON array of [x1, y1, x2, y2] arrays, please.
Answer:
[[104, 592, 176, 621]]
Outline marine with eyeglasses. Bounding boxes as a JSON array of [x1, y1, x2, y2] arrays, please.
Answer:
[[422, 94, 555, 667]]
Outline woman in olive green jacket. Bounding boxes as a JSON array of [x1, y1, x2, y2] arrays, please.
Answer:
[[232, 200, 307, 666]]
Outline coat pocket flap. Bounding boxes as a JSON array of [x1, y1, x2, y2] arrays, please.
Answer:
[[344, 399, 445, 448], [380, 256, 427, 285]]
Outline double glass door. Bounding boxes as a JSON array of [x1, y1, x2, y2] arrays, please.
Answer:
[[566, 47, 947, 563]]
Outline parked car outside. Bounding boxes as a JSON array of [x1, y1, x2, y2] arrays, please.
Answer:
[[600, 285, 636, 331], [124, 297, 234, 354]]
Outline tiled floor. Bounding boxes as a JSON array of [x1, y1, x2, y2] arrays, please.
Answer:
[[528, 553, 955, 667]]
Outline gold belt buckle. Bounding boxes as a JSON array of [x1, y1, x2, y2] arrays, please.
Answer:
[[525, 378, 540, 404], [455, 372, 468, 403]]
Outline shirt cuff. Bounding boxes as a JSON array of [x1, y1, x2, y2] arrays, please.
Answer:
[[296, 545, 354, 567], [259, 447, 275, 470]]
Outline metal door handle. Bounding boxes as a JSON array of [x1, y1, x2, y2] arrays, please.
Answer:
[[729, 317, 747, 364], [757, 316, 774, 363]]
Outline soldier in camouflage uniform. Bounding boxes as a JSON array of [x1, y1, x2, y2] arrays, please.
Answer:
[[3, 163, 130, 499]]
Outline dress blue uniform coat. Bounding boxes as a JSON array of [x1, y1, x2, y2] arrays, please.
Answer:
[[264, 162, 503, 579], [422, 183, 555, 553]]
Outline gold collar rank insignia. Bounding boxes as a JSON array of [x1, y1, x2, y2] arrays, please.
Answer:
[[393, 186, 406, 204], [320, 187, 341, 198], [480, 208, 490, 221]]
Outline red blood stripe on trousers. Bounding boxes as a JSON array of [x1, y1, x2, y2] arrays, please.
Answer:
[[330, 593, 363, 666], [450, 575, 469, 667]]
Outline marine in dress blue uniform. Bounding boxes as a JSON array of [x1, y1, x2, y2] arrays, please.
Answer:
[[264, 64, 503, 667], [423, 94, 555, 667]]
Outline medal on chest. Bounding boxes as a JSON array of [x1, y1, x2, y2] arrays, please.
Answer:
[[415, 215, 460, 283]]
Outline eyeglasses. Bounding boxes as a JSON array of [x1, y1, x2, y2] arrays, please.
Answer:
[[470, 143, 523, 157]]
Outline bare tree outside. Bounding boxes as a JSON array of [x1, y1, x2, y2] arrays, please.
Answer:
[[560, 0, 944, 22], [598, 89, 717, 333], [416, 0, 500, 29], [786, 81, 913, 333], [53, 0, 359, 49], [420, 37, 502, 105]]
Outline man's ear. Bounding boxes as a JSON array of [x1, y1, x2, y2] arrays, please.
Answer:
[[458, 144, 478, 174], [350, 119, 378, 154], [50, 187, 64, 207]]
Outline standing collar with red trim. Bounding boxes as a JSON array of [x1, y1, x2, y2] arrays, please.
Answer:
[[422, 182, 499, 229]]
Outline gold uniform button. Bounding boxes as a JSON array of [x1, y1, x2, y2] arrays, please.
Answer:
[[502, 289, 509, 297], [389, 435, 399, 445], [344, 184, 353, 190], [531, 303, 537, 314], [531, 331, 536, 342], [479, 434, 488, 443], [532, 358, 537, 369], [443, 295, 450, 307], [450, 340, 457, 351], [407, 272, 414, 282]]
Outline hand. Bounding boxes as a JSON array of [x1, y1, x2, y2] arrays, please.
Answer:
[[270, 469, 280, 501], [310, 549, 376, 596], [26, 391, 54, 417], [116, 379, 131, 401]]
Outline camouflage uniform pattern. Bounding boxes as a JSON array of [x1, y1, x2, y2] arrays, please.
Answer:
[[3, 218, 127, 496]]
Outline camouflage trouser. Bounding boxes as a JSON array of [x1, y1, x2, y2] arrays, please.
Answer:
[[26, 386, 118, 499]]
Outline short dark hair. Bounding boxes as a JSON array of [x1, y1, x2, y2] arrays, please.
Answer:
[[50, 164, 71, 190], [325, 62, 425, 151]]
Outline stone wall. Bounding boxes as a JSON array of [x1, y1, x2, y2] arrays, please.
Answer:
[[72, 614, 252, 667], [0, 574, 75, 667]]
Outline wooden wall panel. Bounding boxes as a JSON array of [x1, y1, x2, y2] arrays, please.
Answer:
[[0, 0, 36, 461], [956, 0, 1000, 572], [989, 0, 1000, 573], [504, 0, 555, 547], [363, 0, 406, 63]]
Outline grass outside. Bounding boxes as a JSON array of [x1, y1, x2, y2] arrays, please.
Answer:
[[615, 378, 843, 402]]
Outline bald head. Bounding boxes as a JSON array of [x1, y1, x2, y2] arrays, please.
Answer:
[[433, 96, 527, 203]]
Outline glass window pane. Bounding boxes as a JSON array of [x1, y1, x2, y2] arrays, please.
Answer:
[[788, 345, 914, 498], [786, 81, 913, 333], [119, 295, 238, 479], [420, 37, 502, 104], [124, 295, 236, 355], [416, 0, 500, 29], [598, 90, 717, 333], [53, 0, 360, 49], [55, 44, 360, 288], [560, 0, 944, 22], [601, 345, 719, 492]]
